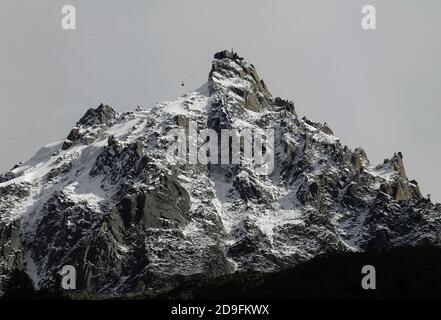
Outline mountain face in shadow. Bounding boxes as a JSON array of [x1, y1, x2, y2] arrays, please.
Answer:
[[160, 246, 441, 300]]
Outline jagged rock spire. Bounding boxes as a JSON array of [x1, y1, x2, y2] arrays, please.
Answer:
[[209, 50, 272, 112], [78, 103, 117, 127]]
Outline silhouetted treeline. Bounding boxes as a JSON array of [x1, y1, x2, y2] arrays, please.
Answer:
[[160, 246, 441, 300]]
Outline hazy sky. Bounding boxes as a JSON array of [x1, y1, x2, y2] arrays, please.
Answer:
[[1, 0, 440, 201]]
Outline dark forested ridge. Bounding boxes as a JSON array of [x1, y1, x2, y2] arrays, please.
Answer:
[[158, 246, 441, 300]]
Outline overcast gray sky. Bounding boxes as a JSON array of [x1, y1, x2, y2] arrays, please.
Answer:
[[0, 0, 440, 202]]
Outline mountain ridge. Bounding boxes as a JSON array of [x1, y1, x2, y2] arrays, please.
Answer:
[[0, 50, 440, 296]]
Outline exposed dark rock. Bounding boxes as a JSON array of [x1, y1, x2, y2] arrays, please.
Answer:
[[61, 105, 117, 150], [209, 50, 272, 112], [78, 104, 117, 127], [0, 220, 23, 295], [0, 172, 16, 183], [274, 97, 296, 115], [116, 174, 190, 229], [61, 139, 73, 150], [0, 183, 31, 199], [46, 162, 72, 182], [173, 114, 189, 130], [66, 127, 81, 142]]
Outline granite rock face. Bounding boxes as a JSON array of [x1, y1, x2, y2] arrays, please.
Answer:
[[0, 51, 440, 296]]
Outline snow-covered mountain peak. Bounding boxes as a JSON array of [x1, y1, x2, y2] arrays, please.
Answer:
[[209, 50, 273, 113], [0, 50, 440, 296]]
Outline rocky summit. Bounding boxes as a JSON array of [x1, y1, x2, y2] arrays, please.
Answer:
[[0, 50, 440, 297]]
